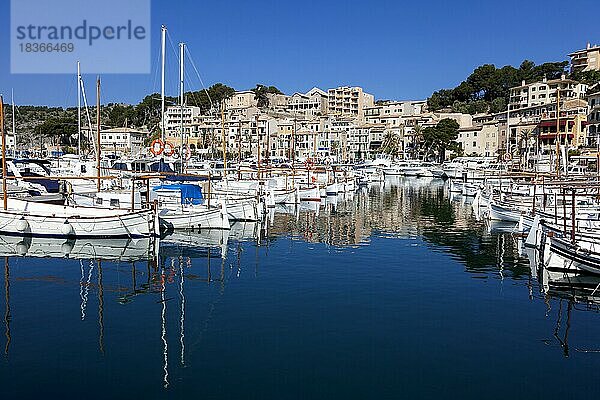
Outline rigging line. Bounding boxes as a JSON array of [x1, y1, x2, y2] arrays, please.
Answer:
[[185, 47, 215, 113], [182, 71, 204, 111], [63, 74, 75, 110], [166, 32, 183, 94], [149, 43, 163, 96]]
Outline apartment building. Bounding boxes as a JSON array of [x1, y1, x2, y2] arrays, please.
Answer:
[[569, 43, 600, 73], [364, 100, 427, 123], [266, 93, 290, 111], [287, 87, 328, 117], [327, 86, 374, 120], [457, 117, 499, 157], [100, 127, 148, 156], [163, 105, 202, 141], [225, 91, 258, 110], [508, 76, 588, 111]]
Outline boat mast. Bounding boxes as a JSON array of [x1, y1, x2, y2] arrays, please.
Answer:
[[96, 77, 101, 192], [161, 25, 167, 144], [238, 119, 242, 180], [0, 96, 6, 210], [221, 105, 227, 171], [256, 114, 261, 179], [506, 103, 510, 161], [179, 42, 185, 174], [77, 61, 81, 157], [11, 90, 15, 156], [555, 86, 560, 176], [79, 75, 94, 155]]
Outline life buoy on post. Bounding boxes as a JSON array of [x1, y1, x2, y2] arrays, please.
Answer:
[[150, 139, 164, 156], [163, 141, 175, 157]]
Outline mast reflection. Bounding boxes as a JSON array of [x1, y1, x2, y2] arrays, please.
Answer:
[[4, 257, 10, 357]]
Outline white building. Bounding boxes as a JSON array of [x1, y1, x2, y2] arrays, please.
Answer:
[[569, 43, 600, 73], [587, 84, 600, 146], [457, 121, 499, 157], [287, 87, 328, 117], [100, 127, 148, 155], [365, 100, 426, 120], [509, 76, 588, 111], [225, 91, 258, 110], [163, 105, 202, 141], [327, 86, 375, 120]]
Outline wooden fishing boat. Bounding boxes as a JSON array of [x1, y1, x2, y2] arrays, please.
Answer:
[[0, 198, 154, 238]]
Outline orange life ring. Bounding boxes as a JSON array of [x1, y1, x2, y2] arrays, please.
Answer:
[[163, 141, 175, 157], [150, 139, 164, 156]]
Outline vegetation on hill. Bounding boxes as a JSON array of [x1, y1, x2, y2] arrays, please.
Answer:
[[427, 60, 570, 114]]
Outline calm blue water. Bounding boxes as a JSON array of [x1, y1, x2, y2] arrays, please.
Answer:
[[1, 178, 599, 399]]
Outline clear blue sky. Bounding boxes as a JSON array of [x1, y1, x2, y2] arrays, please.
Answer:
[[0, 0, 597, 106]]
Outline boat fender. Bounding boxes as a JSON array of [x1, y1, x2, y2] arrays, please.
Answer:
[[61, 241, 74, 256], [16, 240, 30, 256], [16, 218, 29, 232], [61, 221, 75, 236]]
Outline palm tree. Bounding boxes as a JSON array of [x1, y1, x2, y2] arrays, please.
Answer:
[[381, 131, 400, 158], [518, 128, 532, 168], [409, 125, 422, 159]]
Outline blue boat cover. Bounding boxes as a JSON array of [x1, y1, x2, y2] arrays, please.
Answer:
[[150, 161, 174, 172], [153, 183, 204, 205]]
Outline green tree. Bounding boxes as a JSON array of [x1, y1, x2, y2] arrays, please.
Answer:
[[187, 83, 236, 113], [37, 117, 78, 146], [252, 84, 284, 108], [422, 118, 460, 162], [107, 104, 136, 127], [570, 70, 600, 86]]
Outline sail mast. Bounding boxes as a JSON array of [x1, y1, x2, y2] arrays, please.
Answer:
[[161, 25, 167, 144], [0, 96, 7, 210], [77, 61, 81, 157], [96, 77, 101, 192], [179, 42, 185, 174], [555, 85, 561, 176], [221, 105, 226, 171], [11, 90, 15, 155]]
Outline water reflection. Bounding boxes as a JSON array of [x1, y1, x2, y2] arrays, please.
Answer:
[[4, 257, 10, 357], [0, 177, 599, 394]]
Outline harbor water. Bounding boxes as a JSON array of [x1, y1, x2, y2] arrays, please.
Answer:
[[1, 177, 599, 399]]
